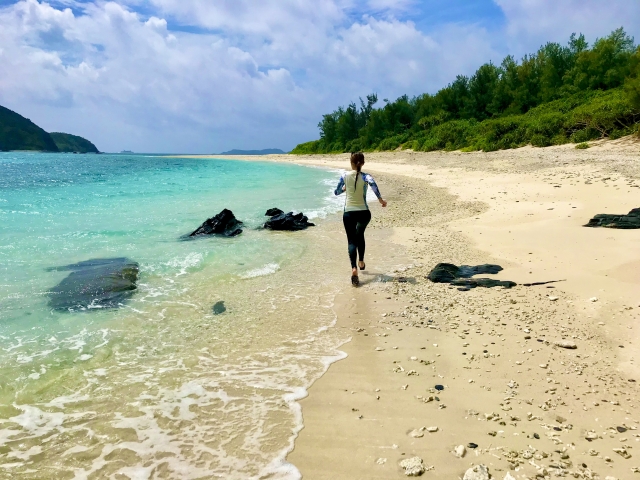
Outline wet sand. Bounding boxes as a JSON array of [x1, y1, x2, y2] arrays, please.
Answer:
[[184, 137, 640, 479]]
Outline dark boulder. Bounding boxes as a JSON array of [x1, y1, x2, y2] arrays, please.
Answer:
[[265, 208, 284, 217], [427, 262, 514, 289], [190, 209, 243, 237], [48, 258, 139, 311], [584, 208, 640, 229], [427, 263, 504, 283], [212, 301, 226, 315], [264, 212, 315, 231]]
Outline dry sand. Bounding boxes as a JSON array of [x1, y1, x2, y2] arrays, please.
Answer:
[[184, 138, 640, 479]]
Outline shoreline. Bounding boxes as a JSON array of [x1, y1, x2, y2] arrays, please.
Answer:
[[185, 144, 640, 478]]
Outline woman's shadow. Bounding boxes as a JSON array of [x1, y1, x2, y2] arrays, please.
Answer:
[[358, 271, 416, 286]]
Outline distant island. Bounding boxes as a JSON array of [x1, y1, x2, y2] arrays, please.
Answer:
[[293, 28, 640, 154], [219, 148, 286, 155], [0, 105, 99, 153]]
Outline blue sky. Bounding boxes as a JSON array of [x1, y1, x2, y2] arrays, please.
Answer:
[[0, 0, 638, 153]]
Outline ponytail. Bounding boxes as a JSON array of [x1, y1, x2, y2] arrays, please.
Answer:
[[350, 152, 365, 191]]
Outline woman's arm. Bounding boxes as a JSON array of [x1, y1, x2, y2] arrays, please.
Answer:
[[362, 173, 387, 206], [334, 175, 346, 196]]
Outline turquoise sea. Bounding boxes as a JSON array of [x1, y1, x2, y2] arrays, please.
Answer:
[[0, 153, 350, 479]]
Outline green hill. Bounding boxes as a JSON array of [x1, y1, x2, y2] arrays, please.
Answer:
[[50, 132, 99, 153], [293, 28, 640, 154], [0, 105, 58, 152]]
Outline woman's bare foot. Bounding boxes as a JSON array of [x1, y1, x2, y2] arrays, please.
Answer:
[[352, 267, 358, 277], [358, 261, 365, 270]]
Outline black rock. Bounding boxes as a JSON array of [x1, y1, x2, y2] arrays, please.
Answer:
[[212, 301, 226, 315], [427, 263, 460, 283], [265, 208, 284, 217], [264, 212, 315, 231], [533, 433, 540, 439], [435, 384, 444, 391], [468, 443, 478, 449], [584, 208, 640, 229], [427, 263, 516, 289], [48, 258, 139, 311], [189, 209, 243, 237], [617, 426, 627, 433]]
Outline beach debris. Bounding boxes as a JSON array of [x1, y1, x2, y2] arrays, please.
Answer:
[[584, 208, 640, 229], [426, 426, 438, 433], [463, 464, 490, 480], [212, 301, 226, 315], [400, 456, 426, 476], [264, 211, 315, 231], [555, 340, 577, 349], [189, 208, 243, 237], [548, 296, 559, 301], [613, 447, 632, 459], [265, 208, 284, 217], [453, 445, 466, 458], [585, 431, 598, 441], [47, 257, 139, 311], [503, 473, 516, 480], [409, 428, 425, 438], [376, 458, 387, 465], [590, 297, 599, 302]]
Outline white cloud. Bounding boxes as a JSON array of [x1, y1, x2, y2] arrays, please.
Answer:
[[496, 0, 640, 54], [0, 0, 637, 153]]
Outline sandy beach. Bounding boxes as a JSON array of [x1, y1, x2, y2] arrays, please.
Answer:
[[184, 138, 640, 479]]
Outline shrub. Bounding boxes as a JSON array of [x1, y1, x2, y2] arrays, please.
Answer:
[[531, 134, 552, 147], [290, 140, 321, 154], [575, 142, 590, 149]]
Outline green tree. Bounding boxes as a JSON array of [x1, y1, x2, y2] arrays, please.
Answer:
[[566, 28, 635, 91], [466, 63, 500, 120]]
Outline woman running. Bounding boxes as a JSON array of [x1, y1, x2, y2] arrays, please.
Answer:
[[334, 152, 387, 286]]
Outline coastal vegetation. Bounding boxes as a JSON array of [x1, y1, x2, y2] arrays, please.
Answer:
[[0, 105, 98, 153], [50, 132, 99, 153], [292, 28, 640, 154]]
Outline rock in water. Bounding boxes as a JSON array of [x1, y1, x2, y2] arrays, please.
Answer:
[[463, 465, 490, 480], [265, 208, 284, 217], [189, 209, 243, 237], [48, 258, 139, 311], [212, 301, 226, 315], [400, 457, 425, 476], [264, 212, 315, 231], [584, 208, 640, 229]]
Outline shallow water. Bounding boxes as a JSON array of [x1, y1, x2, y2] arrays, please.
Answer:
[[0, 153, 350, 479]]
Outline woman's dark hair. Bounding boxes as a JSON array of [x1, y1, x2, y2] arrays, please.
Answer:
[[350, 152, 365, 191]]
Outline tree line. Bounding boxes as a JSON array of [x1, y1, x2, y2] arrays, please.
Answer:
[[293, 28, 640, 154]]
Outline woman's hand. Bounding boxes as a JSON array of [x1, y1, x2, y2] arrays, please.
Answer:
[[379, 198, 387, 208]]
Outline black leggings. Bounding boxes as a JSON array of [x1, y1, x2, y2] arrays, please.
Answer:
[[342, 210, 371, 269]]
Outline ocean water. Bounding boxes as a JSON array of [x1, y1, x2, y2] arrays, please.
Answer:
[[0, 153, 350, 479]]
